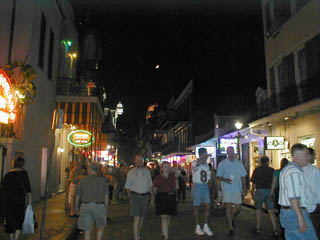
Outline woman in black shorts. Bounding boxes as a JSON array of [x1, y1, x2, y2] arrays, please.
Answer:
[[152, 162, 177, 240]]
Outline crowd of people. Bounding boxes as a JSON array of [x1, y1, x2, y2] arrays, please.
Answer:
[[0, 143, 319, 240]]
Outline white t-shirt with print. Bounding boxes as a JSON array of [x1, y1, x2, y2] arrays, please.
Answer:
[[191, 160, 211, 184]]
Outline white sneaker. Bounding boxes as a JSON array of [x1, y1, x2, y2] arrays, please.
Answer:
[[203, 223, 213, 236], [195, 224, 205, 236]]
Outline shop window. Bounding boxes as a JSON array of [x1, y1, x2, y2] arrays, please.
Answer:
[[299, 135, 316, 166]]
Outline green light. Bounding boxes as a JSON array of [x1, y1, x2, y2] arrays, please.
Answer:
[[67, 41, 72, 46], [67, 130, 95, 147]]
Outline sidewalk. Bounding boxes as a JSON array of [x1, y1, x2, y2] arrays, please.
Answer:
[[0, 193, 78, 240]]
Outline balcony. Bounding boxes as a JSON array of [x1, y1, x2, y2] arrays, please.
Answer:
[[257, 76, 320, 117], [56, 77, 98, 97]]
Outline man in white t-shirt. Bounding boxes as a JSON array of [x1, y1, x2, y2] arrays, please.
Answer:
[[191, 148, 213, 236]]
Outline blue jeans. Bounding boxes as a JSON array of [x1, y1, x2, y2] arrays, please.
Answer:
[[280, 208, 318, 240]]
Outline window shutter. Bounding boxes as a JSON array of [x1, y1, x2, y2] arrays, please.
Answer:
[[270, 67, 275, 95], [287, 53, 295, 86]]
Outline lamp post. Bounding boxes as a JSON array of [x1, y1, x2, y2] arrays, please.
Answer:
[[235, 122, 243, 162]]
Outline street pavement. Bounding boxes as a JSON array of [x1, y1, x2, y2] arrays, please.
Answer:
[[0, 193, 77, 240], [74, 190, 282, 240]]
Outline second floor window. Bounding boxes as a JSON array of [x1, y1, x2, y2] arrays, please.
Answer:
[[295, 0, 310, 12], [38, 13, 46, 69]]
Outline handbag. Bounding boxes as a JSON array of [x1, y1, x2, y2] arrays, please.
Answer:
[[22, 204, 35, 234]]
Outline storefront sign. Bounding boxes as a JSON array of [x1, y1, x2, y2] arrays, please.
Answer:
[[68, 130, 94, 147], [219, 138, 238, 153], [265, 136, 285, 150], [0, 69, 16, 124]]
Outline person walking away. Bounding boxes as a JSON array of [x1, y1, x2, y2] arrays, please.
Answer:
[[208, 163, 217, 209], [125, 154, 154, 240], [172, 161, 180, 198], [192, 148, 213, 237], [2, 157, 32, 240], [113, 163, 126, 203], [303, 147, 320, 238], [279, 143, 317, 239], [75, 163, 109, 240], [69, 161, 81, 217], [251, 156, 278, 236], [216, 146, 247, 236], [177, 166, 186, 203], [152, 162, 177, 240], [103, 165, 114, 223], [270, 158, 289, 216], [270, 158, 289, 238]]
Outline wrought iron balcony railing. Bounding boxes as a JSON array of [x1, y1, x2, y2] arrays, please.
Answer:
[[257, 76, 320, 117], [56, 77, 98, 97]]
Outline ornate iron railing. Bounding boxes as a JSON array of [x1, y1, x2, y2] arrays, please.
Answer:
[[257, 76, 320, 117]]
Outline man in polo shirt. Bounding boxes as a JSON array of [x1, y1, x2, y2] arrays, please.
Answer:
[[279, 143, 317, 239], [303, 147, 320, 238], [125, 154, 154, 240], [75, 163, 109, 240], [216, 146, 247, 236], [250, 156, 277, 236]]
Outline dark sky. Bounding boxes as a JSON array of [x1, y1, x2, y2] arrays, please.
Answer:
[[73, 0, 266, 132]]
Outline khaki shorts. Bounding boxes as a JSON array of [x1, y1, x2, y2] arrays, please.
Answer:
[[130, 192, 149, 217], [78, 203, 107, 231]]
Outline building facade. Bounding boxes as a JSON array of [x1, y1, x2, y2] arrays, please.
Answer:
[[251, 0, 320, 170], [0, 0, 78, 201]]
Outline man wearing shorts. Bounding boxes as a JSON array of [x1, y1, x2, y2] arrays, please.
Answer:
[[75, 163, 109, 240], [125, 154, 154, 240], [191, 148, 213, 236], [216, 146, 247, 236], [251, 156, 278, 236]]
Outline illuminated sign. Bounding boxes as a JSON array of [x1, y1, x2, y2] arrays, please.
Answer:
[[195, 146, 216, 159], [219, 138, 238, 153], [265, 136, 285, 150], [0, 69, 16, 124], [67, 130, 94, 147]]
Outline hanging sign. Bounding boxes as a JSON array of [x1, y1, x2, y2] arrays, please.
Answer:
[[265, 136, 285, 150], [0, 69, 16, 124], [67, 130, 94, 147]]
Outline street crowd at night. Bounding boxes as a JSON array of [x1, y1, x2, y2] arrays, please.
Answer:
[[0, 0, 320, 240]]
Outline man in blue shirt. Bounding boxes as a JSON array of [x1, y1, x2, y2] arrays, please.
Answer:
[[216, 146, 247, 236]]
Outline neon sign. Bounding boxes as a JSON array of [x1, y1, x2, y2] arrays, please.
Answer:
[[67, 130, 94, 147], [0, 69, 16, 124]]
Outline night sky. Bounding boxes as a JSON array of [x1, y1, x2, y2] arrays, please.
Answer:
[[72, 0, 267, 134]]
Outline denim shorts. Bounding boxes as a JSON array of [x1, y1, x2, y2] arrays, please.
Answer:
[[254, 189, 274, 209], [192, 183, 210, 206], [78, 203, 107, 231], [280, 208, 317, 240]]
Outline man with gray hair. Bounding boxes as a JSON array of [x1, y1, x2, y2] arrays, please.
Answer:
[[125, 154, 153, 240], [279, 143, 317, 239], [75, 163, 109, 240]]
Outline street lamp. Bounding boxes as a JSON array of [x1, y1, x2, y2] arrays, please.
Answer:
[[235, 121, 243, 161]]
